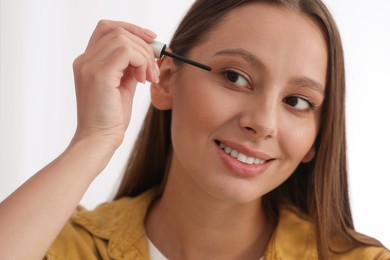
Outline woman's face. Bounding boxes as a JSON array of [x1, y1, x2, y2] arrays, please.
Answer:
[[164, 2, 327, 203]]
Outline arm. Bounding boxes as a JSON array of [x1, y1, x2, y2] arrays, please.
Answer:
[[0, 20, 159, 260]]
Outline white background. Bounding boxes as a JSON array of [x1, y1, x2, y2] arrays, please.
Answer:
[[1, 0, 389, 248]]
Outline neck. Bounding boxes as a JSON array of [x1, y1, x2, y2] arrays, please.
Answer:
[[145, 167, 274, 259]]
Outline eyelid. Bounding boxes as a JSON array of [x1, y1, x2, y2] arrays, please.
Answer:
[[298, 95, 321, 109], [217, 67, 253, 84], [286, 95, 319, 113]]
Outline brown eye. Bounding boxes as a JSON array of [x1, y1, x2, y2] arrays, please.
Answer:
[[284, 96, 313, 111], [226, 71, 239, 82], [221, 70, 250, 88]]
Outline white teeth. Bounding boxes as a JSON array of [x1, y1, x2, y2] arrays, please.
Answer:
[[224, 146, 232, 154], [237, 153, 247, 163], [231, 150, 239, 158], [246, 157, 255, 164], [218, 142, 266, 165], [254, 158, 265, 165]]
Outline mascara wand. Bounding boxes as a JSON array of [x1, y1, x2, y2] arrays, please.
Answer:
[[149, 41, 212, 72]]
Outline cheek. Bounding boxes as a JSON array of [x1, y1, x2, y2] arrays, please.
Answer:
[[278, 115, 319, 163], [170, 75, 232, 134], [169, 80, 215, 158], [171, 88, 213, 133]]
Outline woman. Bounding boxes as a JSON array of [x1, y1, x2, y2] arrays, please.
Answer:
[[0, 0, 388, 259]]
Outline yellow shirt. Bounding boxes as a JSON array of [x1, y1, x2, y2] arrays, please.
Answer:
[[45, 189, 389, 259]]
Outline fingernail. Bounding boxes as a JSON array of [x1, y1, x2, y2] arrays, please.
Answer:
[[153, 62, 160, 83], [154, 62, 161, 76], [154, 67, 160, 84], [143, 28, 157, 38]]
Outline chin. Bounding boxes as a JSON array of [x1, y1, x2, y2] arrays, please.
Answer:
[[201, 179, 269, 205]]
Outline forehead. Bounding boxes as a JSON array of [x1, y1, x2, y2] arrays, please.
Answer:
[[190, 2, 328, 88], [209, 2, 327, 47]]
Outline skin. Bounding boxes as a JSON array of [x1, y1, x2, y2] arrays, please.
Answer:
[[147, 2, 327, 260]]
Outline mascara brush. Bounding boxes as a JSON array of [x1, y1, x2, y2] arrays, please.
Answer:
[[149, 41, 214, 72]]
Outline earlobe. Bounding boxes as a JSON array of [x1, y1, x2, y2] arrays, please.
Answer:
[[150, 57, 175, 110], [302, 145, 316, 163]]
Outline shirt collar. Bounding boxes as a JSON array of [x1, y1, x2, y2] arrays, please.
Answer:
[[71, 188, 159, 259], [72, 189, 319, 259], [264, 205, 318, 259]]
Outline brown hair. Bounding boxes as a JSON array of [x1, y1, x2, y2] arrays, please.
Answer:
[[115, 0, 383, 258]]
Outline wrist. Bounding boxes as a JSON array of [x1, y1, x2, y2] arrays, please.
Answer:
[[71, 127, 124, 153], [65, 133, 120, 176]]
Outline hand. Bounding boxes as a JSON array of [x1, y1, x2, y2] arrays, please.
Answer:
[[71, 20, 159, 149]]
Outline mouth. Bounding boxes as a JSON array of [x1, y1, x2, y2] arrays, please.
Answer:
[[215, 140, 273, 166]]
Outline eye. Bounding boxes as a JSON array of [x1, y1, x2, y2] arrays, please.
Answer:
[[284, 96, 314, 111], [220, 70, 251, 89]]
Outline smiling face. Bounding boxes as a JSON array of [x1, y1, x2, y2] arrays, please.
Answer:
[[153, 2, 328, 204]]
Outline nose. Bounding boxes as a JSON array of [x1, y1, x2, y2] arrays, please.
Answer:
[[238, 97, 278, 139]]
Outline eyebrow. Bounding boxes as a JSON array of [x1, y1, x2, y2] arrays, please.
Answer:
[[213, 48, 325, 97], [289, 76, 325, 97], [213, 48, 267, 72]]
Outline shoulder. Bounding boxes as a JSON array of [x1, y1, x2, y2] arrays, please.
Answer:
[[265, 205, 390, 260], [45, 188, 159, 260], [342, 246, 390, 260]]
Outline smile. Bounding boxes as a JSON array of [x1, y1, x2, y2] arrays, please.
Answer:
[[217, 142, 266, 165]]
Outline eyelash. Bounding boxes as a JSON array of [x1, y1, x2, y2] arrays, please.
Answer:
[[217, 69, 318, 113], [283, 96, 317, 113], [218, 69, 252, 90]]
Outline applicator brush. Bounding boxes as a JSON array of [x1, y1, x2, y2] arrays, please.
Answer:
[[150, 40, 213, 72]]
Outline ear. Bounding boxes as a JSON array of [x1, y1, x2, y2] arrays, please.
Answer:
[[150, 57, 176, 110], [301, 145, 316, 163]]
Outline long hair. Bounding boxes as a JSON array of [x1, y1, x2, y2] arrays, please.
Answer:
[[114, 0, 383, 258]]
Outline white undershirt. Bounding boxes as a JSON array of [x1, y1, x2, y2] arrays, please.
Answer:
[[147, 238, 264, 260], [148, 238, 168, 260]]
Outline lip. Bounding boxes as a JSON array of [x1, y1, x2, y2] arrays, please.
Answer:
[[215, 140, 274, 177]]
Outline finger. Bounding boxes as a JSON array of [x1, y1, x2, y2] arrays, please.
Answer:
[[85, 27, 157, 82], [101, 45, 150, 84], [75, 43, 156, 92], [86, 27, 155, 70], [103, 39, 155, 84], [87, 20, 157, 49]]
